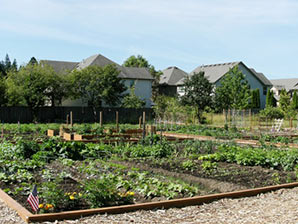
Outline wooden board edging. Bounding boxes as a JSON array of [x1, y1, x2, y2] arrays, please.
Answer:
[[22, 182, 298, 222], [0, 188, 32, 222]]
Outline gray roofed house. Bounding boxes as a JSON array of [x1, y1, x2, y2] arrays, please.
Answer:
[[187, 61, 272, 109], [270, 78, 298, 92], [40, 60, 78, 73], [158, 66, 188, 96], [41, 54, 154, 108], [270, 78, 298, 100]]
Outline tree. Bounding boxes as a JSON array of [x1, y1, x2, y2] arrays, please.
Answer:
[[214, 66, 251, 111], [28, 57, 38, 65], [6, 63, 63, 120], [291, 90, 298, 110], [123, 55, 162, 101], [70, 65, 127, 119], [11, 59, 18, 72], [4, 54, 11, 72], [250, 88, 260, 109], [266, 89, 276, 107], [180, 71, 213, 123], [0, 77, 7, 106], [122, 86, 145, 108], [278, 89, 296, 118]]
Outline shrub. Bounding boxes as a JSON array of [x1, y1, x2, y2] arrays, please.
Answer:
[[259, 106, 284, 119]]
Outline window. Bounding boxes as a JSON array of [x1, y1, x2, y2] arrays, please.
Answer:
[[263, 86, 267, 95]]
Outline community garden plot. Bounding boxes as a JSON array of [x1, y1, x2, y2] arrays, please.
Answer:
[[0, 123, 297, 222]]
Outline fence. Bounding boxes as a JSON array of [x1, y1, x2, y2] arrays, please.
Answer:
[[0, 107, 153, 124]]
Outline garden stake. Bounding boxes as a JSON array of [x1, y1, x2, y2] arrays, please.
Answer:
[[100, 111, 103, 127], [70, 111, 73, 127], [116, 111, 119, 132]]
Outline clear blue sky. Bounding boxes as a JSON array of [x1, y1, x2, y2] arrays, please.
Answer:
[[1, 0, 298, 79]]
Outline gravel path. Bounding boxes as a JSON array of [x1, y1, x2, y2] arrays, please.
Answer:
[[0, 187, 297, 224]]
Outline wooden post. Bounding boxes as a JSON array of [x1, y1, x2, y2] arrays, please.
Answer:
[[249, 109, 252, 131], [66, 114, 69, 125], [223, 109, 226, 125], [228, 109, 231, 126], [142, 112, 146, 140], [139, 116, 142, 128], [290, 118, 293, 129], [99, 111, 103, 127], [70, 111, 73, 127], [116, 111, 119, 133]]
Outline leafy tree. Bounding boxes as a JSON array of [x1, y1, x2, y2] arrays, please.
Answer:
[[279, 89, 296, 118], [122, 86, 145, 108], [214, 65, 251, 111], [70, 65, 127, 119], [123, 55, 150, 68], [123, 55, 162, 101], [181, 71, 213, 123], [6, 63, 63, 120]]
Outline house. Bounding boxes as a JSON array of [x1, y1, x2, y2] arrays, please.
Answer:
[[178, 61, 272, 109], [158, 66, 188, 96], [41, 54, 154, 108], [270, 78, 298, 101]]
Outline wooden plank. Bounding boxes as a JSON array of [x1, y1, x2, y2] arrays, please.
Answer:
[[26, 182, 298, 223], [0, 188, 32, 223]]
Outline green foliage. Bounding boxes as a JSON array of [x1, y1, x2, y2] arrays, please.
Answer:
[[215, 65, 251, 111], [266, 89, 276, 107], [83, 175, 121, 208], [181, 71, 214, 123], [5, 63, 67, 119], [279, 89, 297, 118], [70, 65, 126, 117], [201, 161, 217, 174], [181, 160, 196, 171], [122, 86, 145, 108], [251, 88, 260, 109], [259, 106, 284, 119], [199, 144, 298, 171], [292, 91, 298, 109]]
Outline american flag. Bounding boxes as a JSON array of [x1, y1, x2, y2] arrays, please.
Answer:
[[27, 185, 39, 212]]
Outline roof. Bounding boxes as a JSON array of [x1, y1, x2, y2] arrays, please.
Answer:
[[190, 61, 272, 86], [249, 68, 272, 86], [160, 66, 188, 85], [76, 54, 120, 70], [40, 60, 78, 73], [119, 67, 153, 80], [270, 78, 298, 92], [190, 62, 240, 83], [42, 54, 154, 81]]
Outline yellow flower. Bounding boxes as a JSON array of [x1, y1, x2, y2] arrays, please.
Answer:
[[39, 204, 44, 209], [72, 192, 77, 195], [69, 195, 75, 200], [78, 193, 82, 197], [128, 191, 135, 196]]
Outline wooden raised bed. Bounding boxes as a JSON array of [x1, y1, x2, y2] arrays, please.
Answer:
[[1, 182, 297, 223], [47, 129, 59, 137]]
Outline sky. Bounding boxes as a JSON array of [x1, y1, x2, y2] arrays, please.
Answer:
[[1, 0, 298, 79]]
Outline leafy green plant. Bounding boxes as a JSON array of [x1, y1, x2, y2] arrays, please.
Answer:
[[181, 160, 195, 171], [201, 161, 217, 174]]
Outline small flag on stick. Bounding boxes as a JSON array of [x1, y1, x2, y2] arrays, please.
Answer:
[[27, 185, 39, 212]]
